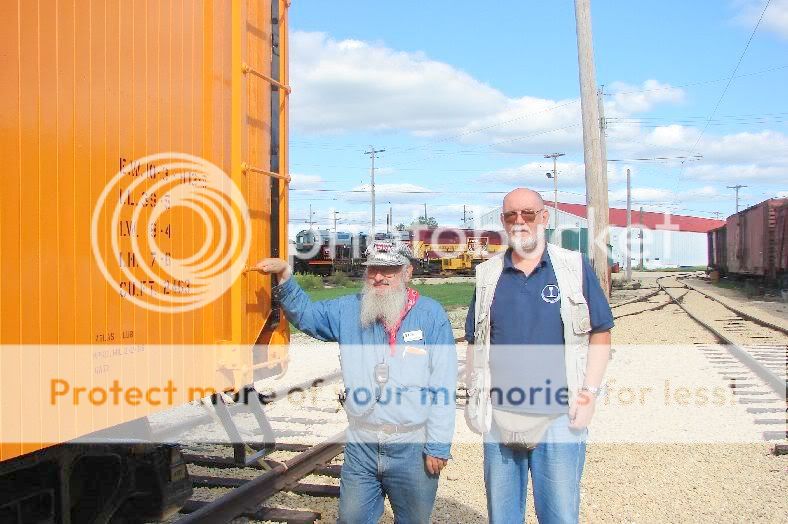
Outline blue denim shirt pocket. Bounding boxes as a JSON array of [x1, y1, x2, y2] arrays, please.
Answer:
[[390, 342, 430, 387]]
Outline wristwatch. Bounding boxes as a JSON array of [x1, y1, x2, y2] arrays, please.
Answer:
[[580, 383, 606, 399]]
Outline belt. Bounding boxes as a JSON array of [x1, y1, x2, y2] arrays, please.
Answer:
[[348, 418, 426, 434]]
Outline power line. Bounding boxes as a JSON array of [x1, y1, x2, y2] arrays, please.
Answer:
[[602, 63, 788, 96], [686, 0, 772, 159]]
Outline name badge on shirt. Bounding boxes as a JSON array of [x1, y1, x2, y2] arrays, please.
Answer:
[[402, 329, 423, 342]]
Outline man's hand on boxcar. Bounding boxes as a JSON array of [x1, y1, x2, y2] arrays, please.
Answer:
[[251, 258, 292, 282]]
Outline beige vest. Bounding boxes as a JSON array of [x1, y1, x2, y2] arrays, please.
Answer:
[[465, 243, 592, 434]]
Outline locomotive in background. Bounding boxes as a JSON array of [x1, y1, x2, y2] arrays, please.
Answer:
[[707, 198, 788, 287], [292, 228, 506, 275]]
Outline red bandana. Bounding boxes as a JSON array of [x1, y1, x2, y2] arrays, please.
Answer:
[[384, 288, 419, 355]]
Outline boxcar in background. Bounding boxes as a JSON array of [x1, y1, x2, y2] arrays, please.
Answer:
[[775, 202, 788, 285], [0, 1, 291, 521], [707, 226, 727, 273], [708, 198, 788, 284]]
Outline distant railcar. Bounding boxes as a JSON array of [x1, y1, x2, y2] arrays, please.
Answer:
[[776, 203, 788, 284], [410, 228, 507, 273], [707, 198, 788, 283], [293, 229, 369, 275]]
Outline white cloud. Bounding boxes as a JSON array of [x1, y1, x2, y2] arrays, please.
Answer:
[[290, 173, 325, 189], [684, 163, 787, 182], [733, 0, 788, 39], [479, 161, 588, 186], [697, 130, 788, 163], [606, 126, 788, 185], [291, 31, 684, 149], [291, 32, 505, 134], [346, 183, 434, 204], [605, 80, 685, 115], [479, 162, 630, 189], [608, 185, 719, 204]]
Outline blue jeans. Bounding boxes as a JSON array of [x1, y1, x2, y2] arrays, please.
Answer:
[[338, 428, 439, 524], [483, 414, 587, 524]]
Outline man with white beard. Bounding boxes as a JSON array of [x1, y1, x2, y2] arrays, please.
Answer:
[[464, 188, 613, 524], [253, 241, 457, 524]]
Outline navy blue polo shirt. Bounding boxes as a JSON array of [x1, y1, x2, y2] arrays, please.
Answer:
[[465, 249, 614, 414]]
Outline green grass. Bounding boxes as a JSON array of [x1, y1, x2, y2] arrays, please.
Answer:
[[306, 283, 362, 301], [302, 282, 475, 309], [412, 282, 475, 309], [289, 281, 475, 333]]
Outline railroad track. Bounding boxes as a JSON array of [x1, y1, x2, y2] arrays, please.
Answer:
[[151, 374, 348, 523], [656, 275, 787, 394], [610, 274, 787, 452], [654, 275, 787, 452], [175, 435, 345, 523]]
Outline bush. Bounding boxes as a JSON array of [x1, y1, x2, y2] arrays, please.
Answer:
[[295, 272, 323, 290], [327, 271, 351, 287]]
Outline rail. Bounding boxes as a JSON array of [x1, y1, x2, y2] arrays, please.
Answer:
[[657, 276, 787, 398]]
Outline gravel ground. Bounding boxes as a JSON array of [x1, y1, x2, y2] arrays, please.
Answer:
[[157, 276, 787, 523], [684, 276, 788, 326]]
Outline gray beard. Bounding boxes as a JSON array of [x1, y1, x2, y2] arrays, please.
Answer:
[[508, 234, 538, 253], [360, 281, 408, 329], [508, 230, 546, 257]]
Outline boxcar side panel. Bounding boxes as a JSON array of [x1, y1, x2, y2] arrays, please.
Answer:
[[0, 0, 290, 462]]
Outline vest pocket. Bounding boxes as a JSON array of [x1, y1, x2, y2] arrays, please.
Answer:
[[568, 293, 591, 334]]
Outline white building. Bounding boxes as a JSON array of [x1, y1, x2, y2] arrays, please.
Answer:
[[474, 202, 724, 268]]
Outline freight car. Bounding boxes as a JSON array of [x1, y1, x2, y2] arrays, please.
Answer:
[[410, 228, 507, 273], [292, 229, 370, 275], [707, 198, 788, 285], [292, 228, 508, 276], [707, 226, 727, 275], [0, 1, 291, 522]]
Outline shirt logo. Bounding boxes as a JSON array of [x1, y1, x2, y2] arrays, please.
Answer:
[[541, 284, 561, 304]]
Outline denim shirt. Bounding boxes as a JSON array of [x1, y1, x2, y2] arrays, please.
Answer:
[[275, 277, 457, 459]]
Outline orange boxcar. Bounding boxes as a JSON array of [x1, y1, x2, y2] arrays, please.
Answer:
[[0, 1, 290, 521]]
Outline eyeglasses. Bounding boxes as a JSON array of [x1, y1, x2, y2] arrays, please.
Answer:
[[501, 208, 545, 224], [366, 266, 402, 278]]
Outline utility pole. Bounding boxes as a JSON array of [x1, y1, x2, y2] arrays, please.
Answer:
[[575, 0, 610, 296], [331, 210, 340, 233], [365, 146, 385, 236], [544, 153, 565, 230], [424, 203, 428, 224], [462, 205, 475, 228], [727, 184, 747, 213], [625, 168, 632, 281], [639, 206, 644, 270], [307, 204, 316, 228], [598, 85, 608, 185]]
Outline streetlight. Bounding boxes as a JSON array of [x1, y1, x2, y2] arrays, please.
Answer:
[[544, 153, 565, 230]]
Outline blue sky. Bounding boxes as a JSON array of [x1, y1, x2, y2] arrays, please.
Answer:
[[286, 0, 788, 237]]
